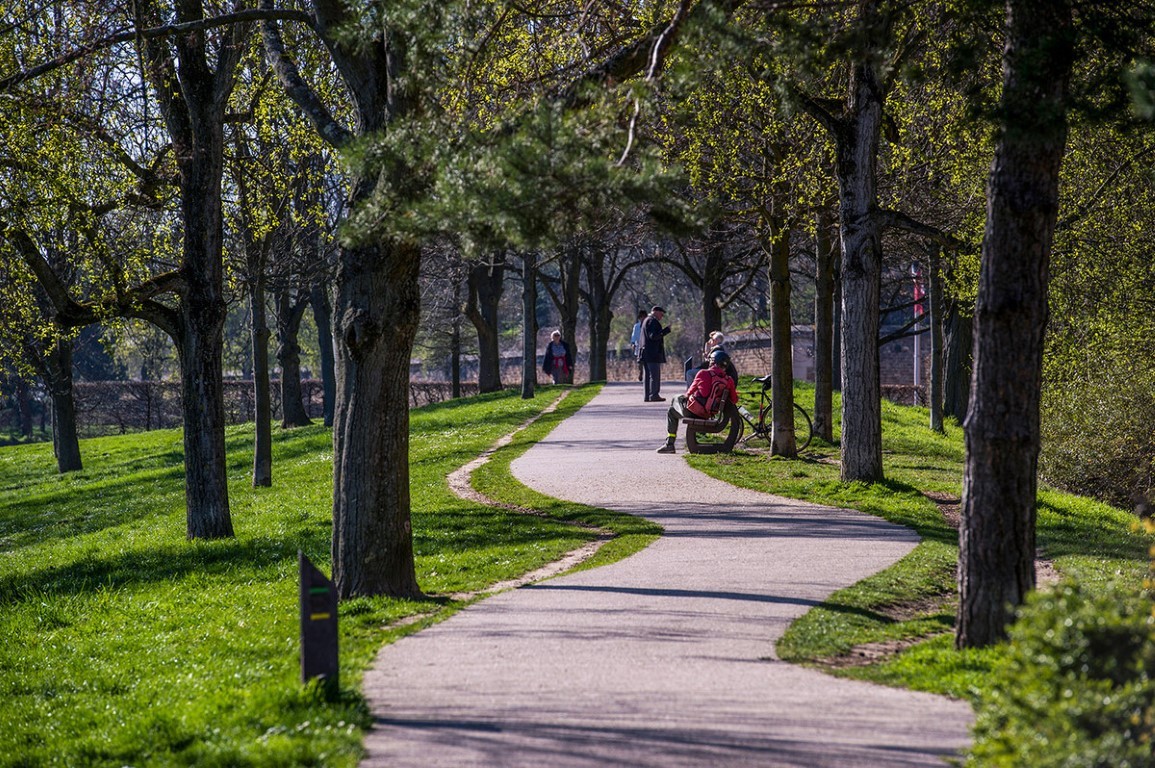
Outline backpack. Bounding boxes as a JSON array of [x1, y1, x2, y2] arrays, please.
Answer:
[[702, 375, 730, 417], [687, 369, 730, 418]]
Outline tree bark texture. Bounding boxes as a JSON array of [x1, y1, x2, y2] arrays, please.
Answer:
[[310, 282, 336, 427], [251, 277, 273, 487], [330, 238, 422, 599], [957, 0, 1074, 649], [277, 289, 312, 427], [451, 279, 462, 399], [701, 246, 725, 340], [521, 252, 537, 399], [542, 246, 581, 380], [928, 246, 944, 433], [943, 301, 973, 422], [45, 337, 82, 473], [832, 256, 843, 393], [582, 248, 612, 383], [768, 221, 797, 456], [813, 208, 837, 442], [465, 257, 505, 393], [175, 96, 234, 540], [836, 52, 885, 482]]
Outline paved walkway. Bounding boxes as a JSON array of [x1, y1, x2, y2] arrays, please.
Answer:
[[361, 382, 973, 766]]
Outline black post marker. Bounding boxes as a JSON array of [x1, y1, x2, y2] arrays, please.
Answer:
[[299, 551, 339, 695]]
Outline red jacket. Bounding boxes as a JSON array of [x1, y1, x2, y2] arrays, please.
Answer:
[[684, 366, 738, 418]]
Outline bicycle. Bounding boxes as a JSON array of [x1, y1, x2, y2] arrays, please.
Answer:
[[683, 374, 814, 454], [738, 375, 813, 451]]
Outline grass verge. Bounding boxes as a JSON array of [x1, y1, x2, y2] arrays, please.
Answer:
[[686, 380, 1152, 702], [0, 384, 645, 768]]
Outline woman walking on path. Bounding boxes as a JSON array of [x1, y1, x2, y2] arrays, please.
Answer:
[[542, 330, 574, 384]]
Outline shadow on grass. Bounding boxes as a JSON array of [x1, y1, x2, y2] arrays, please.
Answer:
[[1036, 496, 1149, 562], [0, 532, 328, 607]]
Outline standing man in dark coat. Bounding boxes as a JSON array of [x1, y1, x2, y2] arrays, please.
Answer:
[[638, 306, 671, 402]]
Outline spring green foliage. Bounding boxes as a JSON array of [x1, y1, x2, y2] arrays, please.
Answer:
[[967, 581, 1155, 767], [1041, 118, 1155, 507], [330, 1, 702, 254], [0, 385, 638, 767], [688, 380, 1153, 705]]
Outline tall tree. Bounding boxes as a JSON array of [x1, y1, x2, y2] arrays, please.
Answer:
[[134, 0, 251, 538], [956, 0, 1076, 648], [812, 205, 838, 442], [464, 254, 507, 393], [520, 251, 538, 398], [263, 0, 424, 597]]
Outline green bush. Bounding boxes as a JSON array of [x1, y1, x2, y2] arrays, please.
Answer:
[[1040, 358, 1155, 510], [968, 581, 1155, 767]]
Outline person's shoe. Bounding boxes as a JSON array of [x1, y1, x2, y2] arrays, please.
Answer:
[[651, 396, 665, 401], [656, 439, 676, 454]]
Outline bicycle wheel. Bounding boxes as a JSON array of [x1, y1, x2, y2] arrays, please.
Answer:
[[793, 403, 813, 452], [685, 402, 744, 454], [741, 404, 773, 447], [750, 403, 813, 453]]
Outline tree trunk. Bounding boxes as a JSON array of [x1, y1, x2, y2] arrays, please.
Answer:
[[583, 248, 612, 383], [521, 252, 537, 398], [135, 0, 238, 540], [591, 302, 613, 383], [465, 256, 505, 393], [957, 0, 1074, 649], [277, 289, 313, 427], [451, 278, 462, 399], [943, 301, 973, 422], [331, 237, 422, 599], [176, 109, 233, 540], [251, 275, 273, 487], [702, 246, 725, 339], [559, 247, 581, 368], [768, 221, 797, 456], [310, 282, 336, 427], [15, 376, 33, 438], [928, 246, 945, 433], [44, 337, 82, 472], [813, 207, 836, 442], [832, 255, 843, 393], [836, 50, 885, 483]]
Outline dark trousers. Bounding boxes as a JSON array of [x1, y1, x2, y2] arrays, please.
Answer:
[[642, 361, 663, 400], [666, 395, 690, 435]]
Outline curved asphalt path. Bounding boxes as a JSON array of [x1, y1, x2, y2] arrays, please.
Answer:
[[361, 382, 973, 767]]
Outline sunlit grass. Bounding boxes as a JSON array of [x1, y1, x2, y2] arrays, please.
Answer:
[[688, 380, 1153, 702], [0, 384, 632, 767]]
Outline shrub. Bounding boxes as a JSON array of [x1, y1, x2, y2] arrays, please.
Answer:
[[1040, 359, 1155, 510], [968, 580, 1155, 767]]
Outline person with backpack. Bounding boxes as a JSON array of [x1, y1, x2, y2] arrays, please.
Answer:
[[657, 349, 738, 454]]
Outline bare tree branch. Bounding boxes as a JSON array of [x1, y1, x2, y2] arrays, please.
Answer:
[[0, 8, 314, 92], [259, 0, 353, 149]]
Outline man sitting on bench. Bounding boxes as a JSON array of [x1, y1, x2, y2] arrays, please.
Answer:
[[657, 349, 738, 454]]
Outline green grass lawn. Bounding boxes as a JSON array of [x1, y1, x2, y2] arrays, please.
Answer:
[[0, 384, 649, 768], [687, 380, 1153, 702], [3, 379, 1148, 765]]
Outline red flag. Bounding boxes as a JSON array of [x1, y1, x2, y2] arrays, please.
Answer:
[[911, 263, 925, 318]]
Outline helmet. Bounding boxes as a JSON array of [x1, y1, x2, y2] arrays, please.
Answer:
[[709, 349, 730, 367]]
